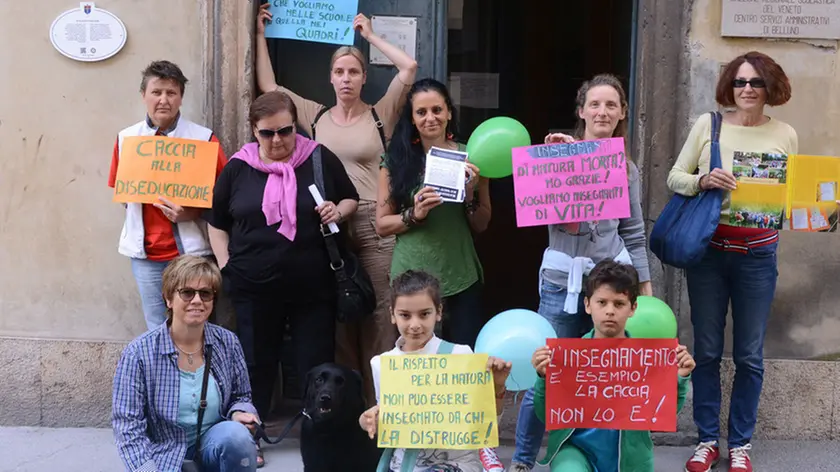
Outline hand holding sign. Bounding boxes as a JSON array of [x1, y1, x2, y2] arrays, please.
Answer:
[[359, 405, 379, 439], [531, 345, 551, 377], [675, 345, 696, 378], [257, 3, 272, 35], [486, 356, 512, 393], [353, 13, 373, 39]]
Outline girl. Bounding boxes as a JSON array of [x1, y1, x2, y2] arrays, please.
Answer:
[[376, 79, 492, 349], [360, 270, 510, 472], [509, 74, 652, 472]]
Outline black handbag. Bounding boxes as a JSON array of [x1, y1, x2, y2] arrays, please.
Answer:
[[311, 146, 377, 323], [181, 344, 213, 472]]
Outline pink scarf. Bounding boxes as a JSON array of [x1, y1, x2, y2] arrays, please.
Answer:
[[231, 135, 319, 240]]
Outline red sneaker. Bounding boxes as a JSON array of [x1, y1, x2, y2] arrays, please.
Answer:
[[479, 448, 505, 472], [685, 441, 720, 472], [728, 444, 753, 472]]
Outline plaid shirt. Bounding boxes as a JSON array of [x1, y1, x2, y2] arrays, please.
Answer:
[[112, 323, 256, 472]]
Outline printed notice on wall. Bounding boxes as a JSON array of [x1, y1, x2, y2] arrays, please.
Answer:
[[545, 338, 679, 431], [113, 137, 219, 208], [721, 0, 840, 40], [49, 3, 127, 62], [449, 72, 500, 109], [265, 0, 359, 45], [369, 16, 417, 65], [378, 354, 499, 449], [511, 138, 631, 227]]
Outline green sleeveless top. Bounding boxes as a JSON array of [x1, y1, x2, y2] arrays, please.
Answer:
[[382, 143, 483, 297]]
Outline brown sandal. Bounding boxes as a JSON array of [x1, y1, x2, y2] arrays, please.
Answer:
[[255, 441, 265, 468]]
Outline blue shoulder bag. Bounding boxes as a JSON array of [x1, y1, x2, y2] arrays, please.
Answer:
[[649, 112, 724, 268]]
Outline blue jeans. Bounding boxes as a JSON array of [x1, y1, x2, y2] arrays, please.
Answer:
[[185, 420, 257, 471], [687, 242, 778, 448], [130, 258, 170, 331], [512, 281, 589, 468]]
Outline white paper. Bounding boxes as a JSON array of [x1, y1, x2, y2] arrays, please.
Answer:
[[423, 147, 468, 203], [811, 208, 828, 229], [369, 16, 417, 66], [819, 182, 836, 202], [449, 72, 499, 109], [791, 208, 809, 230], [308, 185, 340, 234]]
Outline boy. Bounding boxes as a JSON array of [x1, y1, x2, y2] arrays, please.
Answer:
[[529, 261, 696, 472]]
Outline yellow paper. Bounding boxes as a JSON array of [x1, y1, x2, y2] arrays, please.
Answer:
[[378, 353, 499, 450], [785, 154, 840, 232]]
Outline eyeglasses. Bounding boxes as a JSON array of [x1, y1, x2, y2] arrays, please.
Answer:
[[732, 79, 766, 89], [256, 125, 295, 139], [176, 288, 215, 302]]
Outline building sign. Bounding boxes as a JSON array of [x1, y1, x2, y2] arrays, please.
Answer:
[[50, 3, 127, 62], [721, 0, 840, 40], [369, 16, 417, 66]]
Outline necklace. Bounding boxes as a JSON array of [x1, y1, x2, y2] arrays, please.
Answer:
[[172, 339, 203, 365]]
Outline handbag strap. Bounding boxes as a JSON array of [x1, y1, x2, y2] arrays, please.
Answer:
[[709, 111, 723, 170], [192, 343, 213, 459], [311, 146, 346, 271]]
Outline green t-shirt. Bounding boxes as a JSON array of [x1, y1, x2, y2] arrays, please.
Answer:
[[382, 143, 483, 297]]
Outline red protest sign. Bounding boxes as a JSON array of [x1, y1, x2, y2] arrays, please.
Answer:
[[544, 338, 679, 432]]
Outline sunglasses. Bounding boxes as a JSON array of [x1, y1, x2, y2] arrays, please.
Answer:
[[256, 125, 295, 139], [732, 78, 766, 89], [176, 288, 215, 302]]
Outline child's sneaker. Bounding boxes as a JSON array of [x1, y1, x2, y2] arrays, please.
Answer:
[[685, 441, 720, 472], [728, 444, 752, 472], [479, 448, 504, 472]]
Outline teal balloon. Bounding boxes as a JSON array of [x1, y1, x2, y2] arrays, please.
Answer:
[[627, 296, 678, 339], [475, 309, 557, 391], [466, 117, 531, 178]]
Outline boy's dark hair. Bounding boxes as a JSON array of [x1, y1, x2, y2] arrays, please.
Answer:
[[586, 261, 640, 304], [140, 60, 188, 95], [389, 270, 442, 309]]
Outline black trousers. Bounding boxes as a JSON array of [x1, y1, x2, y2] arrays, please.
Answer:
[[224, 275, 336, 418], [439, 282, 484, 349]]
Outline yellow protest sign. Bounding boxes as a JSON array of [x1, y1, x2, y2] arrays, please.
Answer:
[[378, 353, 499, 450], [113, 136, 218, 208]]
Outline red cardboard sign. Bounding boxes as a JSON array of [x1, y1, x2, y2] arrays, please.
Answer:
[[545, 338, 679, 431]]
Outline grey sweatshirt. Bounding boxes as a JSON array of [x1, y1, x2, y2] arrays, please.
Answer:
[[541, 161, 651, 286]]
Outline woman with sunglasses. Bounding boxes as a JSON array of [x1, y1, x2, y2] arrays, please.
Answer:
[[207, 91, 359, 467], [668, 51, 797, 472], [256, 3, 417, 407], [112, 255, 259, 471]]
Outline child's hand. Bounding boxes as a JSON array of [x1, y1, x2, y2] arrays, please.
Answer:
[[359, 405, 379, 439], [486, 356, 512, 392], [532, 345, 551, 377], [675, 345, 696, 377]]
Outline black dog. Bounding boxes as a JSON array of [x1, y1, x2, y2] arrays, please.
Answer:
[[300, 363, 382, 472]]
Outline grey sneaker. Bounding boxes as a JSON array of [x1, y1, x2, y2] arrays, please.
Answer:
[[507, 463, 532, 472]]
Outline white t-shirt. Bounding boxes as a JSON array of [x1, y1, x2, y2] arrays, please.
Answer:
[[370, 335, 483, 472]]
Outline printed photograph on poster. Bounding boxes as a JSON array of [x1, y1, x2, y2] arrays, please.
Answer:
[[369, 16, 417, 65], [728, 182, 785, 230], [423, 147, 467, 203], [448, 72, 499, 109], [732, 151, 787, 183]]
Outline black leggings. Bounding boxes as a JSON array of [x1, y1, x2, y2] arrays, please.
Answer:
[[224, 276, 336, 418]]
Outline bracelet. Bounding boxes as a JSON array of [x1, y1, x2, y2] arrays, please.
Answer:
[[336, 209, 344, 223], [495, 387, 507, 399], [401, 209, 413, 227], [408, 207, 425, 226]]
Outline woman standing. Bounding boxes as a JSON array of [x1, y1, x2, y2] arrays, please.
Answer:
[[508, 74, 651, 472], [669, 52, 796, 472], [108, 60, 228, 331], [255, 3, 417, 405], [376, 78, 491, 348], [207, 91, 359, 467]]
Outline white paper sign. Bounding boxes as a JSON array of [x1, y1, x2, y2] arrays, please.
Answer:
[[369, 16, 417, 66], [423, 147, 467, 203], [50, 3, 127, 62]]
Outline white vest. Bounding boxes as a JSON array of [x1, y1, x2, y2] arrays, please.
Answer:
[[116, 118, 215, 259]]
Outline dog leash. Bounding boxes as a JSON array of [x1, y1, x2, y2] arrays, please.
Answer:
[[252, 408, 312, 445]]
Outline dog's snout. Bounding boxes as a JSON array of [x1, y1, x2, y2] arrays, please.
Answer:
[[319, 393, 332, 403]]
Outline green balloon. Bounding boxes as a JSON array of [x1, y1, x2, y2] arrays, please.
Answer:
[[466, 117, 531, 178], [626, 296, 678, 339]]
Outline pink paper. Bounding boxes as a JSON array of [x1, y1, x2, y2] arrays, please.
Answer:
[[512, 137, 631, 227]]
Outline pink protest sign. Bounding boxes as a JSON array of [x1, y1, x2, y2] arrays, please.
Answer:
[[511, 138, 631, 227]]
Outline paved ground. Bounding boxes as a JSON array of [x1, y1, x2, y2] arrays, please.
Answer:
[[1, 427, 839, 471]]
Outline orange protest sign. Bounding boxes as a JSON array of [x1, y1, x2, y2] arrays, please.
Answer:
[[113, 136, 218, 208]]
